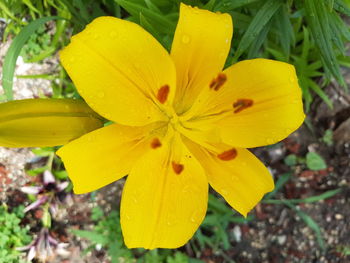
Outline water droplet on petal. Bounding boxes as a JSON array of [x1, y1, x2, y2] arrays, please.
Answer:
[[190, 210, 201, 223], [97, 92, 105, 98], [289, 77, 296, 83], [182, 35, 190, 44], [132, 196, 138, 204]]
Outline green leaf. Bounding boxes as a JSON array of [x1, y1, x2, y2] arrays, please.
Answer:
[[2, 16, 63, 101], [71, 229, 108, 245], [334, 0, 350, 16], [116, 0, 176, 35], [283, 201, 325, 250], [214, 0, 260, 11], [304, 0, 345, 86], [307, 79, 333, 109], [275, 3, 295, 59], [306, 152, 327, 171], [264, 173, 291, 199], [233, 0, 282, 60], [284, 154, 298, 166]]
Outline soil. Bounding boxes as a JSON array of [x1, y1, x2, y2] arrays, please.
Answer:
[[0, 41, 349, 263]]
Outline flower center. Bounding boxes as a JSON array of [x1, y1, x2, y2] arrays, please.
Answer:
[[168, 113, 182, 131]]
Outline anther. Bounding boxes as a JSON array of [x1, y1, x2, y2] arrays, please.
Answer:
[[217, 148, 237, 161], [233, 99, 254, 113], [172, 161, 184, 174], [150, 138, 161, 149], [209, 73, 227, 91], [157, 85, 170, 104]]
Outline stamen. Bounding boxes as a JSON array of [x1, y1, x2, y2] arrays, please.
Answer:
[[209, 73, 227, 91], [172, 161, 184, 174], [233, 99, 254, 113], [217, 148, 237, 161], [150, 138, 161, 149], [157, 85, 170, 104]]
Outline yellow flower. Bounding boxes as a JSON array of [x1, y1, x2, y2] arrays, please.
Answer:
[[57, 4, 305, 249]]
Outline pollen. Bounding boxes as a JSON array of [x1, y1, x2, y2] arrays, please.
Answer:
[[150, 138, 161, 149], [172, 161, 184, 174], [217, 148, 237, 161], [157, 85, 170, 104], [209, 73, 227, 91], [233, 98, 254, 113]]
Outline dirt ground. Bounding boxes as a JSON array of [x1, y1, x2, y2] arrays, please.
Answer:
[[0, 40, 350, 262]]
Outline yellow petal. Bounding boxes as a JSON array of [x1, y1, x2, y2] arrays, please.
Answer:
[[0, 99, 103, 148], [121, 135, 208, 249], [184, 59, 305, 148], [60, 16, 176, 126], [171, 3, 233, 114], [56, 123, 165, 194], [184, 138, 274, 217]]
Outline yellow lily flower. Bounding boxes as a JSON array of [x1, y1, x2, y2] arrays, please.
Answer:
[[57, 4, 305, 249]]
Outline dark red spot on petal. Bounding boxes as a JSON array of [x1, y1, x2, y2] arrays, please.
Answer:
[[209, 73, 227, 91], [233, 98, 254, 113], [150, 138, 161, 149], [157, 85, 170, 104], [217, 148, 237, 161], [172, 161, 184, 174]]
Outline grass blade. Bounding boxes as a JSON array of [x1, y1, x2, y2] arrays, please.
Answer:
[[2, 16, 63, 101], [304, 0, 345, 86], [283, 200, 325, 250], [233, 0, 282, 60]]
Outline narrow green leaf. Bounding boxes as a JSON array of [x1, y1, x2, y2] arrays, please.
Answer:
[[214, 0, 260, 11], [2, 16, 63, 101], [304, 0, 345, 86], [307, 79, 333, 109], [264, 173, 292, 200], [247, 20, 272, 58], [116, 0, 176, 35], [275, 3, 295, 59], [334, 0, 350, 16], [264, 188, 341, 204], [233, 0, 282, 60], [283, 201, 325, 250]]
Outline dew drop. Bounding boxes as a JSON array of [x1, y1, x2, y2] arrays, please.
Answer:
[[182, 35, 190, 44], [69, 57, 75, 63], [225, 38, 229, 44], [190, 210, 202, 224], [289, 77, 296, 83], [132, 196, 138, 204], [93, 34, 99, 40]]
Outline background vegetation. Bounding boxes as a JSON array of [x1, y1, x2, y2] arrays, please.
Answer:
[[0, 0, 349, 262]]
